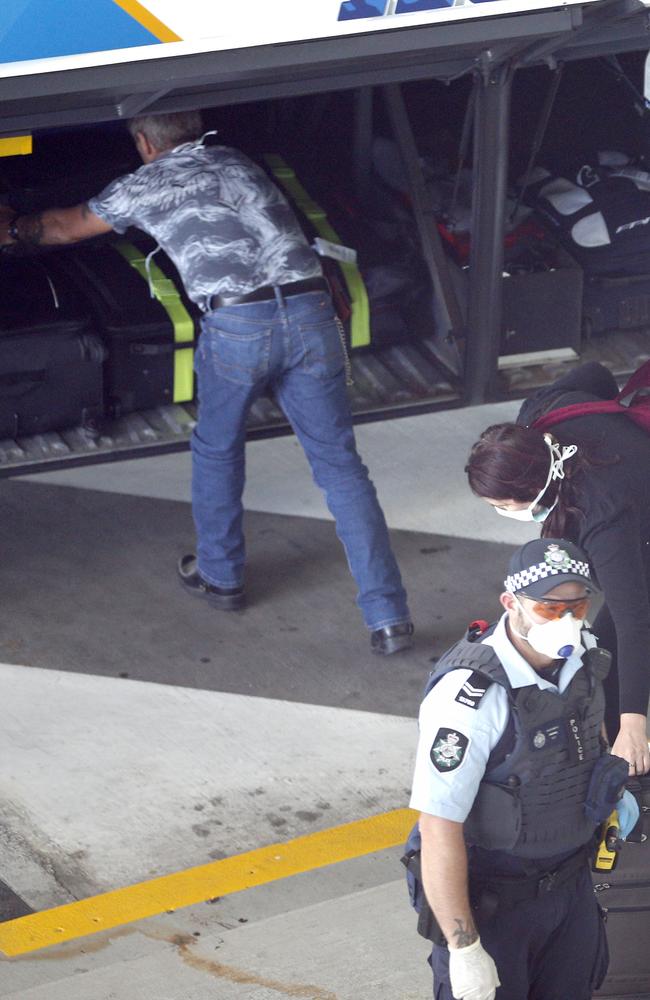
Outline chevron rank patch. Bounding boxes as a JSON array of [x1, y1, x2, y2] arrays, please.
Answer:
[[454, 671, 492, 710], [430, 728, 470, 773]]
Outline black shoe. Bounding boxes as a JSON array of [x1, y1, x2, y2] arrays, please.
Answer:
[[370, 621, 414, 655], [177, 554, 245, 611]]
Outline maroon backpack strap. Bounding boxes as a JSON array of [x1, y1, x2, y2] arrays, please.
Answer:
[[618, 359, 650, 406], [532, 400, 624, 432], [533, 359, 650, 432]]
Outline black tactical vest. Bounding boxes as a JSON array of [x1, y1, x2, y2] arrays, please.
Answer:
[[427, 631, 610, 859]]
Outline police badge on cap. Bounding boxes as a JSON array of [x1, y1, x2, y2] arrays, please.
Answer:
[[504, 538, 596, 599], [430, 727, 470, 773]]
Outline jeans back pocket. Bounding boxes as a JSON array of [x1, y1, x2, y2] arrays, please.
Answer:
[[202, 326, 272, 386], [297, 309, 345, 381]]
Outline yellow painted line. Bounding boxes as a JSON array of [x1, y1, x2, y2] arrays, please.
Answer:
[[112, 0, 182, 43], [0, 135, 32, 157], [0, 808, 416, 956]]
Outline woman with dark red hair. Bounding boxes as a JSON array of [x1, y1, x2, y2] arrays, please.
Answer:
[[466, 361, 650, 774]]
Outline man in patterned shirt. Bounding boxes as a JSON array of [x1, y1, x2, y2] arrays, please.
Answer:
[[0, 111, 413, 654]]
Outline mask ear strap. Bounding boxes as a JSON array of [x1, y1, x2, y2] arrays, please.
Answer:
[[197, 130, 218, 145], [513, 593, 535, 627], [543, 435, 577, 482]]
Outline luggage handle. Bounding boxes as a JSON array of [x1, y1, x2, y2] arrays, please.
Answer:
[[130, 342, 173, 357], [0, 370, 46, 395], [129, 341, 195, 357], [588, 272, 650, 288]]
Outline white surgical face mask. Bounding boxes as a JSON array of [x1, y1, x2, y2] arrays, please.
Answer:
[[513, 596, 583, 659], [492, 436, 578, 524], [495, 504, 548, 524]]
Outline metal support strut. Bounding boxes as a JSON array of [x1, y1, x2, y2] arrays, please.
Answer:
[[465, 60, 513, 405], [383, 83, 465, 381]]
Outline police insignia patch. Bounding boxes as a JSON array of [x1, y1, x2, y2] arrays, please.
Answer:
[[430, 728, 470, 773], [530, 719, 564, 752]]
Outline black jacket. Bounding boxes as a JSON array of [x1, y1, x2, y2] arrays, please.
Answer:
[[518, 362, 650, 716]]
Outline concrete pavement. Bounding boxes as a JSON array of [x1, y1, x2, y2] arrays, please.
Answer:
[[0, 400, 536, 998]]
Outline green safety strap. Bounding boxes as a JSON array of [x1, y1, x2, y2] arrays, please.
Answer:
[[264, 154, 370, 348], [115, 241, 194, 403]]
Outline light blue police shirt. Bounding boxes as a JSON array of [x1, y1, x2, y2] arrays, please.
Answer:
[[409, 614, 596, 822]]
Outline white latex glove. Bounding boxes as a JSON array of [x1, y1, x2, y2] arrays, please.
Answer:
[[448, 937, 501, 1000]]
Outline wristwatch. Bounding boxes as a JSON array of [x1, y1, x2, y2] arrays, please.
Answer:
[[0, 216, 19, 255]]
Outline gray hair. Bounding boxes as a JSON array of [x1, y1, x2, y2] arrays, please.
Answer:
[[128, 111, 204, 152]]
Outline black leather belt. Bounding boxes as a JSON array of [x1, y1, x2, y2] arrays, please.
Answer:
[[209, 276, 328, 310]]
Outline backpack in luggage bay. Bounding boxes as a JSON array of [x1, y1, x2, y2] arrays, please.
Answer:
[[593, 776, 650, 998], [0, 256, 104, 439], [526, 161, 650, 277], [265, 154, 435, 353], [50, 241, 197, 417], [320, 178, 439, 351], [526, 159, 650, 336]]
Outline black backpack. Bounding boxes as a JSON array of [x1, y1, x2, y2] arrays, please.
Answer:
[[527, 160, 650, 276]]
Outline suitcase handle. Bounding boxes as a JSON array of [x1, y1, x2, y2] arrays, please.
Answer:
[[129, 341, 195, 357], [130, 342, 173, 357]]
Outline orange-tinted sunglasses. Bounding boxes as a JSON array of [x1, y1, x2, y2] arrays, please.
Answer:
[[522, 596, 591, 621]]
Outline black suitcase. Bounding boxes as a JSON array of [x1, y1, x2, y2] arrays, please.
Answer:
[[594, 776, 650, 998], [51, 241, 196, 417], [583, 271, 650, 337], [0, 256, 104, 439]]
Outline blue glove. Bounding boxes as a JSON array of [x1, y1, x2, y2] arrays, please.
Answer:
[[617, 790, 640, 839]]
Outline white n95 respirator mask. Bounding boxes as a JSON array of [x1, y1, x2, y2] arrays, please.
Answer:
[[513, 596, 584, 659]]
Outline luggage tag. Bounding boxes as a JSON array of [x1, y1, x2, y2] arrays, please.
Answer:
[[312, 237, 358, 264]]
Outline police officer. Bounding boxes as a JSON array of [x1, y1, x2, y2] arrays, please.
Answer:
[[409, 538, 638, 1000]]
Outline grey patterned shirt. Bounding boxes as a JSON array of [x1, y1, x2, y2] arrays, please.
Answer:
[[88, 142, 322, 310]]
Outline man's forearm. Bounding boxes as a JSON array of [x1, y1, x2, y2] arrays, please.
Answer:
[[0, 203, 112, 247], [11, 208, 89, 246], [419, 812, 478, 948]]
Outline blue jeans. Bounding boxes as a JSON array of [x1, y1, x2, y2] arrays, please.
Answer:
[[191, 288, 410, 630]]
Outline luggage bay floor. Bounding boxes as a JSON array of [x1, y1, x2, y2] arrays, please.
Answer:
[[0, 325, 648, 477]]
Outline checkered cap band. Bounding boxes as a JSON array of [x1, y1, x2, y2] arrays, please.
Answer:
[[505, 558, 591, 593]]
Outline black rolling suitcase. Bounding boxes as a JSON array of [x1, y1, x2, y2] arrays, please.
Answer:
[[0, 256, 104, 439], [594, 776, 650, 998], [51, 241, 196, 417], [583, 272, 650, 337]]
